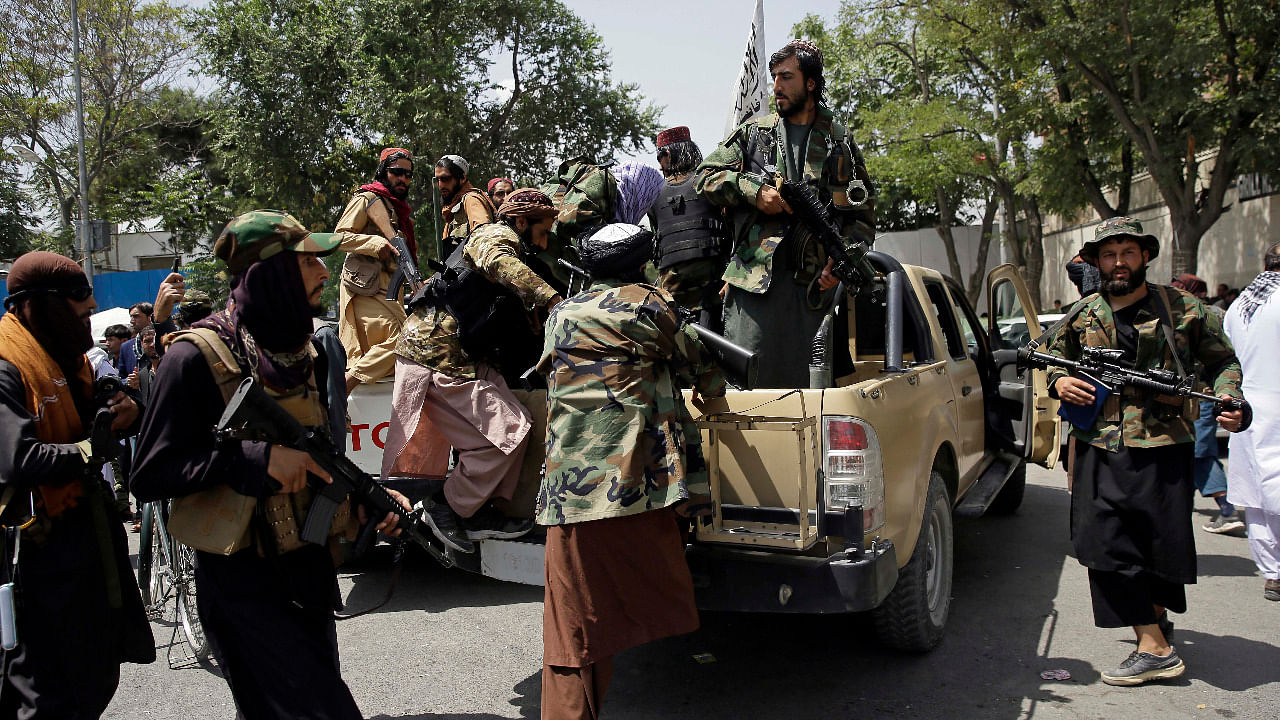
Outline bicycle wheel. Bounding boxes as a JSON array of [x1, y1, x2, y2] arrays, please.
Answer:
[[136, 502, 156, 605], [140, 503, 173, 611], [173, 543, 210, 660]]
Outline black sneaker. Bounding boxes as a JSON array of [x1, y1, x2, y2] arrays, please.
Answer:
[[463, 508, 534, 541], [422, 499, 475, 554], [1101, 648, 1185, 686], [1203, 510, 1246, 535]]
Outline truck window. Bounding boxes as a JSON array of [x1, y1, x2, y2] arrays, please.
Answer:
[[924, 281, 966, 360], [947, 284, 984, 359], [991, 279, 1031, 349], [852, 279, 932, 364]]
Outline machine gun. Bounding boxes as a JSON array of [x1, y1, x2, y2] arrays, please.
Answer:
[[385, 235, 426, 302], [555, 259, 759, 389], [1017, 344, 1253, 430], [215, 377, 455, 568], [776, 178, 878, 295]]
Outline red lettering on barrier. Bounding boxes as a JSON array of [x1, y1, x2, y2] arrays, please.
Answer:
[[349, 424, 369, 451], [372, 422, 389, 449]]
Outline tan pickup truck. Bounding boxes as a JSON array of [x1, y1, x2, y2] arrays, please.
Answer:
[[348, 252, 1059, 652]]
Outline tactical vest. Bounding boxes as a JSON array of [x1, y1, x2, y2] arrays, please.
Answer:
[[651, 175, 727, 270], [164, 328, 353, 556], [418, 229, 548, 377], [442, 189, 496, 258]]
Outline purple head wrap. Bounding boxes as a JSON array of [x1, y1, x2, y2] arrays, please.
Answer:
[[612, 161, 665, 225]]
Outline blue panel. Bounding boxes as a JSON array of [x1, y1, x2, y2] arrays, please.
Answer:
[[89, 269, 176, 311]]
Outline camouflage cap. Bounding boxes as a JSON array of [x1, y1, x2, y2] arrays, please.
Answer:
[[181, 289, 212, 309], [213, 210, 341, 274], [1081, 216, 1159, 262]]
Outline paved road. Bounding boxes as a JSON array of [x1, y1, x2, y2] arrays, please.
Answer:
[[108, 464, 1279, 719]]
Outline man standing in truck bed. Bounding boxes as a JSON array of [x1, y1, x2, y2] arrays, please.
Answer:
[[1047, 217, 1245, 686], [696, 39, 874, 387]]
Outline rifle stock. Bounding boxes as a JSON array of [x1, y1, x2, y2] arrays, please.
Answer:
[[216, 378, 454, 567]]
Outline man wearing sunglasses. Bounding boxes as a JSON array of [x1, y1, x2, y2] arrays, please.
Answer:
[[335, 147, 421, 392], [0, 251, 153, 717], [436, 154, 496, 259]]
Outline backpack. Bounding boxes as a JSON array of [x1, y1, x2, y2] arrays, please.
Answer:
[[540, 156, 618, 245]]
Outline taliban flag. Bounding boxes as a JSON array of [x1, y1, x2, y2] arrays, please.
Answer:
[[724, 0, 768, 135]]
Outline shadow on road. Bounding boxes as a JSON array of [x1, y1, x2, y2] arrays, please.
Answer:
[[598, 482, 1079, 719], [368, 670, 541, 720], [338, 544, 543, 616]]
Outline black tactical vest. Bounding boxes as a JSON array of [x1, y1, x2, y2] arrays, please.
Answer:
[[651, 175, 727, 270]]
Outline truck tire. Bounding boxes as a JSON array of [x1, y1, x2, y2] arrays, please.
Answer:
[[987, 461, 1027, 515], [872, 470, 953, 652]]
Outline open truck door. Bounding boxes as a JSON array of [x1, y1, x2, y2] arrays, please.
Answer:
[[985, 265, 1060, 469]]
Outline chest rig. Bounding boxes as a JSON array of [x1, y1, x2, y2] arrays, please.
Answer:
[[165, 327, 353, 556]]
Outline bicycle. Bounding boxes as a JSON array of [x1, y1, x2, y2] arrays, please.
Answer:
[[136, 500, 211, 666]]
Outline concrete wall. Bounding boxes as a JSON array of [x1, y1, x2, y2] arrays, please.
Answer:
[[875, 225, 1007, 311], [91, 229, 185, 272]]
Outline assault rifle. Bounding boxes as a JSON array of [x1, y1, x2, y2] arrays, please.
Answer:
[[385, 235, 426, 302], [556, 259, 759, 389], [215, 377, 455, 567], [776, 178, 878, 295], [1017, 345, 1253, 431]]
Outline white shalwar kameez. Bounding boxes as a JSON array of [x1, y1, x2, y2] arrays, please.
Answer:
[[1225, 271, 1280, 581]]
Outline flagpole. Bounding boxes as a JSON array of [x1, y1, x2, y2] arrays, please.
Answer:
[[72, 0, 93, 285]]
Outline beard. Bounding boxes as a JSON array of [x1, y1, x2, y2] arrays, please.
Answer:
[[390, 182, 409, 200], [1103, 262, 1147, 296], [776, 87, 811, 118]]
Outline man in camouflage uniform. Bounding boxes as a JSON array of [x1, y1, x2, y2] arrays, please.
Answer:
[[1044, 217, 1246, 686], [436, 154, 496, 259], [535, 223, 725, 720], [336, 147, 420, 392], [384, 188, 562, 552], [696, 39, 874, 387]]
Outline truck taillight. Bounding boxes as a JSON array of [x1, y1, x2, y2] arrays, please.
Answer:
[[823, 417, 886, 534]]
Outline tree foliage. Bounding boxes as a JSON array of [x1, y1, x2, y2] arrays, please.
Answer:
[[195, 0, 661, 251], [0, 0, 192, 250]]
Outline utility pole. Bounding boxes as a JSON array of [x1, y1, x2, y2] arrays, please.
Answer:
[[71, 0, 93, 285]]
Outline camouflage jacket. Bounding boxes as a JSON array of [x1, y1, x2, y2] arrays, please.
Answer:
[[396, 223, 559, 378], [1044, 284, 1242, 452], [695, 107, 874, 293], [534, 281, 727, 526]]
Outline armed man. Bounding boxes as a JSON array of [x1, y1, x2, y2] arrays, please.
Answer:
[[381, 188, 564, 553], [131, 211, 407, 719], [535, 223, 726, 720], [336, 147, 421, 393], [436, 154, 497, 258], [649, 125, 729, 325], [1041, 217, 1245, 687], [0, 251, 153, 717], [696, 39, 875, 387]]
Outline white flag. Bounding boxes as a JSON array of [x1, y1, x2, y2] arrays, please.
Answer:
[[724, 0, 769, 136]]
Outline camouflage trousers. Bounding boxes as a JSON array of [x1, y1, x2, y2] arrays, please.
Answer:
[[657, 258, 726, 327]]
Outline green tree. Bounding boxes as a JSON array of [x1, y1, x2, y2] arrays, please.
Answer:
[[195, 0, 661, 258], [0, 0, 193, 252], [997, 0, 1280, 275]]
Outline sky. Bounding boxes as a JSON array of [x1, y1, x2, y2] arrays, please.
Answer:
[[560, 0, 847, 164]]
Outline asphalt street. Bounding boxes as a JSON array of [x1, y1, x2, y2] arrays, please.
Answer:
[[107, 463, 1279, 720]]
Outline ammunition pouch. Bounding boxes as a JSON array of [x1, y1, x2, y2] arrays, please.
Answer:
[[341, 253, 383, 297]]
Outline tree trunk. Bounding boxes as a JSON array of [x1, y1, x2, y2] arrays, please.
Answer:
[[966, 193, 999, 306], [1169, 218, 1204, 276], [1021, 196, 1046, 313], [934, 187, 964, 282]]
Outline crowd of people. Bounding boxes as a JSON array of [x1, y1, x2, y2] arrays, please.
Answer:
[[0, 34, 1276, 720]]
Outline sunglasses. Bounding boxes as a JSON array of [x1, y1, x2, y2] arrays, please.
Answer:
[[387, 167, 413, 179]]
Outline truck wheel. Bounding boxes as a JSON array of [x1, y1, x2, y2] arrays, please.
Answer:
[[872, 470, 953, 652], [987, 461, 1026, 515]]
